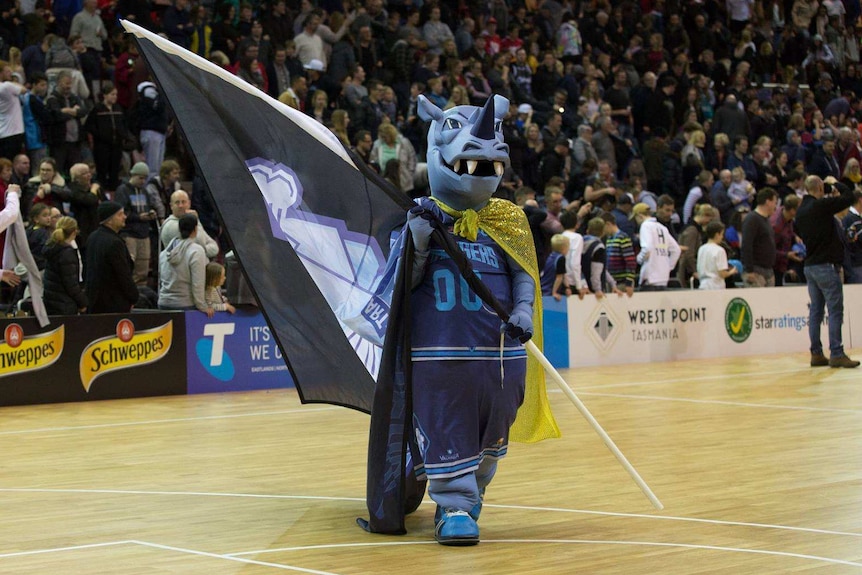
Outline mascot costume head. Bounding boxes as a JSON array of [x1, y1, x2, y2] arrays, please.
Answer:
[[418, 94, 511, 211]]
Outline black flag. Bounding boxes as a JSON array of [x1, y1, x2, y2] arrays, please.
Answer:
[[123, 21, 413, 413], [124, 21, 427, 534]]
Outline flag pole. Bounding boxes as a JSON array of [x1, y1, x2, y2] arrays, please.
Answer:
[[525, 340, 664, 511]]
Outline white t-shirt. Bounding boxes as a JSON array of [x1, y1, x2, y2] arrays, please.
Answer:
[[637, 218, 680, 287], [0, 82, 25, 139], [697, 242, 728, 290], [562, 230, 585, 290]]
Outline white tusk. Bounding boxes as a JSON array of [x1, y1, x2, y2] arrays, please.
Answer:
[[467, 160, 478, 175], [494, 161, 504, 177], [453, 159, 461, 173]]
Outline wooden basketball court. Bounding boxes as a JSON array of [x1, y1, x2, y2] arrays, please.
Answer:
[[0, 350, 860, 574]]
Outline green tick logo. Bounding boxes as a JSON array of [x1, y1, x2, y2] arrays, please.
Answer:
[[725, 298, 753, 343]]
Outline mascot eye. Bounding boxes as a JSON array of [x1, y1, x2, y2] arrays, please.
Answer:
[[495, 121, 502, 132], [444, 118, 462, 130]]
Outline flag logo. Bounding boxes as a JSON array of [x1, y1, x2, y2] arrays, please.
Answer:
[[246, 157, 389, 377], [80, 321, 173, 391]]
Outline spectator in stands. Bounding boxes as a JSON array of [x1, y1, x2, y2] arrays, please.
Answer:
[[69, 0, 106, 93], [369, 123, 416, 196], [728, 166, 755, 212], [423, 6, 453, 55], [0, 60, 27, 162], [677, 204, 715, 289], [559, 210, 587, 300], [25, 203, 52, 271], [711, 169, 736, 225], [231, 40, 267, 92], [115, 162, 156, 285], [67, 162, 104, 248], [204, 261, 236, 314], [158, 213, 214, 316], [842, 190, 862, 284], [634, 202, 681, 290], [583, 160, 618, 204], [9, 154, 30, 189], [772, 194, 803, 285], [42, 215, 87, 314], [136, 80, 169, 180], [644, 75, 677, 140], [654, 193, 681, 239], [582, 216, 622, 299], [146, 159, 182, 222], [294, 13, 326, 68], [85, 201, 139, 314], [351, 130, 373, 166], [85, 82, 127, 192], [807, 131, 842, 179], [683, 170, 714, 225], [540, 233, 569, 299], [796, 175, 859, 368], [602, 211, 636, 297], [23, 158, 70, 219], [711, 95, 749, 145], [279, 75, 308, 112], [740, 187, 778, 287], [697, 220, 737, 290], [160, 190, 219, 258], [43, 69, 90, 173]]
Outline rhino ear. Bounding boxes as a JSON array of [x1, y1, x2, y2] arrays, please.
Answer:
[[418, 95, 444, 122], [493, 94, 509, 120]]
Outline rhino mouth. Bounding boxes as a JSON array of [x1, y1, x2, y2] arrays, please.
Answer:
[[443, 158, 505, 178]]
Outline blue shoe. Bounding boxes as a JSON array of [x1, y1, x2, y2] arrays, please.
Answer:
[[435, 510, 480, 546], [434, 488, 485, 525]]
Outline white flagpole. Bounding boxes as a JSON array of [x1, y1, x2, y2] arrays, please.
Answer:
[[525, 340, 664, 510]]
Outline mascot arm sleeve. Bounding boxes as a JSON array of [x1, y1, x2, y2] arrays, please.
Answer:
[[504, 254, 535, 342]]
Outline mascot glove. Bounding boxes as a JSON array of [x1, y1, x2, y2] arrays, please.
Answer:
[[503, 304, 533, 343], [407, 206, 435, 252]]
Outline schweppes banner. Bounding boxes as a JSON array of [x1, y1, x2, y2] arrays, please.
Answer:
[[0, 324, 64, 377], [80, 320, 173, 392], [0, 313, 187, 406]]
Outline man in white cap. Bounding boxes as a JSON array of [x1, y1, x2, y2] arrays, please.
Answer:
[[85, 201, 139, 313]]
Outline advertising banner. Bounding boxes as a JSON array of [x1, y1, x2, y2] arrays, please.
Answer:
[[563, 286, 854, 367], [0, 313, 187, 406], [185, 308, 295, 394]]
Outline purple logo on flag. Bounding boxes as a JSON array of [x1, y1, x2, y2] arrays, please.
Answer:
[[246, 158, 390, 378]]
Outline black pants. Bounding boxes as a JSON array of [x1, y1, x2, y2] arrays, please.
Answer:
[[0, 134, 25, 162], [93, 143, 123, 190]]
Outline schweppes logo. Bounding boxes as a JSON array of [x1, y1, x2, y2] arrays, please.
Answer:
[[0, 323, 64, 377], [80, 319, 172, 392]]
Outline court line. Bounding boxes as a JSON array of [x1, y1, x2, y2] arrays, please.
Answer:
[[0, 487, 364, 503], [0, 407, 340, 436], [0, 541, 132, 558], [570, 367, 815, 391], [129, 540, 341, 574], [574, 391, 862, 414], [229, 539, 862, 568], [2, 488, 859, 539]]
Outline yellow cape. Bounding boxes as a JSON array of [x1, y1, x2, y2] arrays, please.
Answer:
[[431, 197, 561, 442]]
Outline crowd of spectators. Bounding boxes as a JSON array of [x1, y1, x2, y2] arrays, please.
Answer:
[[4, 0, 862, 312]]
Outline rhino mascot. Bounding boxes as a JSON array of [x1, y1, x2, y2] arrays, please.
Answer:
[[399, 93, 553, 545]]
